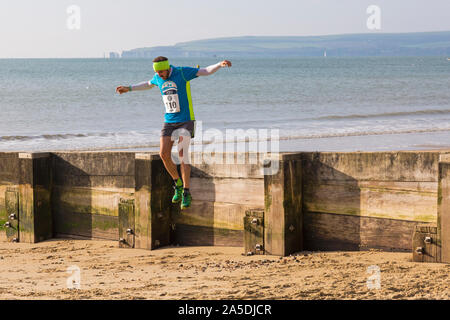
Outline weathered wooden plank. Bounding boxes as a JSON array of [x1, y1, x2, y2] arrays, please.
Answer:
[[304, 181, 437, 222], [385, 152, 440, 182], [33, 156, 52, 243], [0, 186, 19, 240], [190, 152, 265, 165], [412, 224, 440, 263], [149, 159, 172, 249], [264, 159, 302, 256], [304, 211, 361, 250], [173, 200, 261, 230], [302, 151, 440, 182], [0, 195, 6, 240], [360, 185, 436, 222], [304, 182, 361, 216], [53, 211, 118, 240], [186, 152, 271, 179], [134, 156, 172, 250], [438, 162, 450, 263], [304, 211, 427, 251], [52, 152, 135, 176], [135, 157, 151, 250], [18, 155, 53, 243], [358, 181, 437, 193], [53, 174, 135, 189], [52, 186, 134, 217], [190, 164, 264, 179], [173, 224, 243, 247], [118, 199, 135, 248], [189, 177, 264, 206], [4, 190, 19, 242], [440, 153, 450, 163], [244, 209, 264, 255], [18, 183, 34, 243], [134, 156, 154, 250], [0, 153, 19, 159], [0, 153, 19, 184]]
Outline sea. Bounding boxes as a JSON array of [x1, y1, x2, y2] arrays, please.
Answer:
[[1, 57, 450, 153]]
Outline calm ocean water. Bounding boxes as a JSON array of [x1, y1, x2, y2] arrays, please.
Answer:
[[1, 57, 450, 152]]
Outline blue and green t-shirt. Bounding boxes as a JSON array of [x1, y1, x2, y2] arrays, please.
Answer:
[[150, 65, 199, 123]]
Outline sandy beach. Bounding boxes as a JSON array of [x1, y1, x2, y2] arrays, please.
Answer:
[[0, 239, 448, 300]]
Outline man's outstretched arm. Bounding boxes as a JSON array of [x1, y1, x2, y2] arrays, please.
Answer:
[[196, 60, 232, 76], [116, 81, 156, 94]]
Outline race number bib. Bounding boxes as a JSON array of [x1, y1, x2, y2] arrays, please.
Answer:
[[163, 93, 180, 113]]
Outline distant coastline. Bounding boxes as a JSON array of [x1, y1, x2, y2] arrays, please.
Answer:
[[110, 31, 450, 58]]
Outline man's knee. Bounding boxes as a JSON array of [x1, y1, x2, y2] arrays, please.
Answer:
[[159, 150, 171, 161]]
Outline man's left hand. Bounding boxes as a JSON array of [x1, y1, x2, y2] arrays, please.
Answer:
[[220, 60, 232, 68]]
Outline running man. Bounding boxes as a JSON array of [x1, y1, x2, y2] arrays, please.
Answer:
[[116, 56, 232, 209]]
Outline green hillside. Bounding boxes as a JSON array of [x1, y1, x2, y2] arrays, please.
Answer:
[[121, 31, 450, 58]]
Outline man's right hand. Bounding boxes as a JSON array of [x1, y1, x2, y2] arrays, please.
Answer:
[[116, 86, 130, 94]]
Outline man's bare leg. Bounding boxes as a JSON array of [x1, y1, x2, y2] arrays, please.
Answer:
[[178, 136, 191, 188], [180, 163, 191, 188], [177, 135, 192, 209], [178, 136, 191, 189], [159, 136, 180, 180]]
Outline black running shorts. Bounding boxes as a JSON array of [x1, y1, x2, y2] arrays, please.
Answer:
[[161, 120, 196, 139]]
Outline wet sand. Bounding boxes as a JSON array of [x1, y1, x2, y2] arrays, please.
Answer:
[[0, 239, 449, 300]]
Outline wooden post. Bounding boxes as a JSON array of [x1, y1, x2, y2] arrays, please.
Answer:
[[134, 153, 172, 250], [244, 209, 264, 255], [264, 153, 303, 256], [18, 153, 52, 243], [438, 155, 450, 263], [118, 199, 135, 248], [412, 224, 440, 262]]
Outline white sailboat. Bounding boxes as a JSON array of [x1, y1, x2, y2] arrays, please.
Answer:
[[324, 50, 327, 57]]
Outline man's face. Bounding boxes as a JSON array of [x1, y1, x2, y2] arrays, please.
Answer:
[[157, 69, 170, 80]]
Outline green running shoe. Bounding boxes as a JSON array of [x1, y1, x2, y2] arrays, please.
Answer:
[[172, 178, 183, 203], [181, 190, 192, 210]]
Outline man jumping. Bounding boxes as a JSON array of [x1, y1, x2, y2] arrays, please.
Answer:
[[116, 56, 232, 209]]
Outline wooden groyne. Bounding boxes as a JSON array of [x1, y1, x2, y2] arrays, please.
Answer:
[[0, 151, 448, 262]]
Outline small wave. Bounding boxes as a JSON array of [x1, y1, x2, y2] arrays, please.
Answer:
[[0, 132, 151, 142], [3, 127, 450, 151], [315, 109, 450, 121], [279, 127, 450, 140], [0, 133, 87, 142], [76, 127, 450, 151], [208, 108, 450, 126], [62, 142, 162, 151]]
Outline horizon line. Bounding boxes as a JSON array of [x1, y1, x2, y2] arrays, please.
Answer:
[[2, 29, 449, 59]]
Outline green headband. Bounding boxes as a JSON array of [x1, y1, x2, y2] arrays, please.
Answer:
[[153, 60, 170, 71]]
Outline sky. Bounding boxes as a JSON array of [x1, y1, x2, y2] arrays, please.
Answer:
[[0, 0, 449, 58]]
